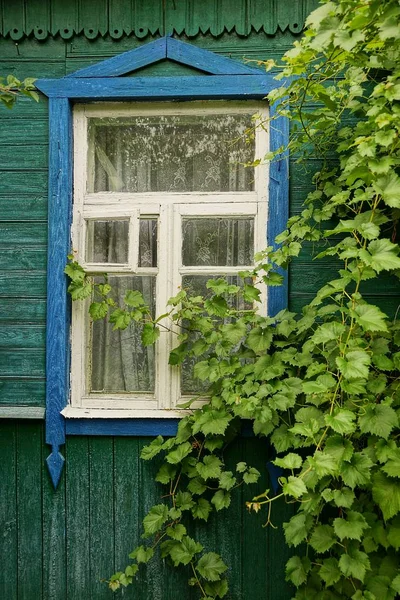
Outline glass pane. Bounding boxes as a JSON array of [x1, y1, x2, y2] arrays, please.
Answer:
[[86, 220, 129, 264], [139, 219, 157, 267], [88, 113, 255, 193], [180, 275, 252, 394], [90, 276, 156, 393], [182, 218, 254, 266]]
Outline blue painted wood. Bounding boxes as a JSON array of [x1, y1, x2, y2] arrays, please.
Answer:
[[66, 418, 180, 436], [267, 101, 289, 317], [45, 97, 72, 489], [67, 38, 167, 78], [35, 74, 276, 100], [166, 37, 262, 75]]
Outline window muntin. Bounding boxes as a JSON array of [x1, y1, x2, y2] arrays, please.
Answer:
[[70, 101, 269, 416]]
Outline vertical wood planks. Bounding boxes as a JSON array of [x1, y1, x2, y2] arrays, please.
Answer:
[[0, 421, 18, 600], [16, 422, 43, 599], [88, 437, 115, 599], [65, 436, 91, 600]]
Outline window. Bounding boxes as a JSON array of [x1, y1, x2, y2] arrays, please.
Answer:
[[36, 36, 287, 484], [68, 101, 269, 417]]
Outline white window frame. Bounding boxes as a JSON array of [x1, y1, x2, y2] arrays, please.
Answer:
[[63, 100, 269, 419]]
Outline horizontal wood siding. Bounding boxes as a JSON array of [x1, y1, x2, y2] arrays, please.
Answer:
[[0, 420, 295, 599]]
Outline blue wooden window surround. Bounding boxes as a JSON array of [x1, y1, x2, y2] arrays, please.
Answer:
[[36, 36, 289, 487]]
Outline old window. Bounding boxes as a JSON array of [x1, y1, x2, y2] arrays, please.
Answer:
[[68, 102, 269, 417]]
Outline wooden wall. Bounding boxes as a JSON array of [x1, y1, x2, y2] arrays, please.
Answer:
[[0, 4, 398, 597], [0, 421, 294, 599]]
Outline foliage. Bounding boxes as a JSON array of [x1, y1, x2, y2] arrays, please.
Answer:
[[66, 0, 400, 597], [0, 75, 38, 108]]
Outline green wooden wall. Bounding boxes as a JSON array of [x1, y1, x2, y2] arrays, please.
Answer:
[[0, 421, 294, 599], [0, 2, 398, 597]]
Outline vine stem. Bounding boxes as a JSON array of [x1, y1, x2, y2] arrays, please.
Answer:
[[190, 562, 207, 598]]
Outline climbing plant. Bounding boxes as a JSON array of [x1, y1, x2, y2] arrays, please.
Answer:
[[0, 75, 38, 107], [66, 0, 400, 597]]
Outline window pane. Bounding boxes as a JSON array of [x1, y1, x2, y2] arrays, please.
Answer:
[[180, 275, 251, 394], [88, 113, 255, 193], [90, 276, 156, 393], [139, 219, 157, 267], [182, 218, 254, 266], [86, 220, 129, 264]]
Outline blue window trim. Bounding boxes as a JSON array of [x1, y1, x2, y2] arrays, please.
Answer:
[[36, 36, 289, 488]]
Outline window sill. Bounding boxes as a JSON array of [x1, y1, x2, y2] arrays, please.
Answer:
[[61, 405, 192, 419]]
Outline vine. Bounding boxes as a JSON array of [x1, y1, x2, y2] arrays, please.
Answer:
[[0, 75, 38, 107], [66, 1, 400, 597]]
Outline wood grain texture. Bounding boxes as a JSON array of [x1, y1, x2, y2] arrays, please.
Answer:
[[0, 324, 45, 347], [0, 272, 46, 297], [45, 97, 71, 456], [0, 298, 46, 323], [0, 421, 17, 599], [0, 196, 47, 221], [0, 248, 46, 271], [68, 37, 167, 77], [0, 349, 45, 377], [268, 104, 289, 316], [36, 74, 277, 99], [17, 421, 43, 600]]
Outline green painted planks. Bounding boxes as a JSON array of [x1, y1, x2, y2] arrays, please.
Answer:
[[0, 118, 48, 144], [0, 223, 47, 246], [65, 437, 91, 600], [0, 379, 45, 406], [0, 421, 18, 600], [42, 456, 67, 599], [0, 59, 66, 80], [0, 272, 46, 297], [0, 144, 47, 169], [0, 298, 46, 323], [0, 324, 45, 347], [0, 171, 47, 194], [16, 421, 43, 600], [0, 248, 46, 270], [89, 437, 115, 599], [0, 349, 45, 376], [0, 196, 47, 221]]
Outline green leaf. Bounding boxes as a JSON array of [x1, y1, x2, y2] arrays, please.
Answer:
[[374, 172, 400, 208], [175, 491, 194, 511], [243, 467, 261, 484], [247, 327, 273, 353], [359, 404, 398, 440], [142, 323, 160, 346], [387, 517, 400, 550], [333, 511, 370, 541], [211, 490, 231, 511], [285, 555, 311, 587], [325, 409, 356, 435], [124, 289, 145, 307], [166, 442, 193, 465], [204, 579, 229, 599], [191, 498, 212, 521], [282, 476, 307, 499], [89, 301, 109, 320], [169, 536, 203, 566], [354, 304, 388, 332], [197, 552, 228, 581], [143, 504, 169, 537], [192, 410, 231, 436], [166, 524, 187, 541], [155, 463, 177, 485], [319, 558, 341, 587], [188, 477, 207, 495], [197, 455, 223, 480], [361, 239, 400, 273], [336, 350, 371, 380], [140, 435, 164, 460], [283, 513, 312, 547], [129, 545, 154, 563], [341, 452, 373, 488], [109, 308, 131, 330], [219, 471, 236, 490], [220, 321, 247, 345], [382, 455, 400, 478], [332, 488, 356, 508], [309, 524, 336, 553], [338, 549, 370, 582], [236, 461, 247, 473], [274, 453, 303, 470], [372, 472, 400, 521]]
